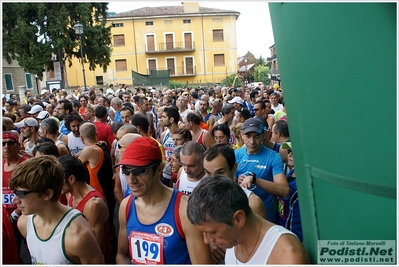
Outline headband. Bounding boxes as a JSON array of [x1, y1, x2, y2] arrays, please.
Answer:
[[3, 132, 19, 143]]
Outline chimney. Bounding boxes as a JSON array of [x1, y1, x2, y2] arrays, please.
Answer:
[[182, 2, 199, 13]]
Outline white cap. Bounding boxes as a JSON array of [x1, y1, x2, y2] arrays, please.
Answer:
[[36, 111, 50, 120], [40, 89, 48, 95], [27, 105, 44, 114], [228, 96, 243, 105]]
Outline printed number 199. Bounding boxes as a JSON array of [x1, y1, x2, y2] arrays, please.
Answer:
[[135, 240, 159, 259]]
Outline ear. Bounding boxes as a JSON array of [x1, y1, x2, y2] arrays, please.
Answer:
[[43, 189, 54, 201], [68, 175, 76, 185], [232, 210, 247, 228]]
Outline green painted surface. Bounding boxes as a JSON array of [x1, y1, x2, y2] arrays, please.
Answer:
[[269, 2, 396, 263]]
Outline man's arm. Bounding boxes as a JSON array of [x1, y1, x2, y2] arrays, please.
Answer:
[[78, 146, 100, 168], [114, 169, 124, 205], [116, 197, 131, 264], [207, 116, 215, 136], [179, 196, 213, 264], [248, 193, 268, 219], [64, 215, 104, 264], [269, 234, 311, 264], [82, 198, 109, 255], [240, 172, 289, 198], [203, 131, 215, 150]]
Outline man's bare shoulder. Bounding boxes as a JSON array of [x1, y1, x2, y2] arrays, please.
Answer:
[[269, 231, 311, 264]]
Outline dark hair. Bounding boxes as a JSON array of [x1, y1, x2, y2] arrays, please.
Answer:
[[238, 108, 250, 120], [273, 120, 289, 137], [58, 100, 73, 113], [187, 175, 250, 226], [212, 123, 230, 138], [121, 105, 134, 115], [204, 143, 236, 171], [186, 112, 201, 125], [32, 142, 60, 157], [172, 128, 192, 141], [111, 122, 124, 135], [130, 113, 149, 131], [163, 107, 180, 124], [64, 111, 84, 131], [95, 105, 108, 118], [19, 104, 31, 114], [58, 155, 89, 183]]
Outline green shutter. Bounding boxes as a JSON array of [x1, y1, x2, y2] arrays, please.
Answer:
[[25, 73, 32, 89], [4, 74, 13, 90]]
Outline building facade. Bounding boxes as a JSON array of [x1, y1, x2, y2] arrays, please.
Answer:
[[66, 2, 240, 89], [267, 44, 280, 87], [2, 58, 38, 99]]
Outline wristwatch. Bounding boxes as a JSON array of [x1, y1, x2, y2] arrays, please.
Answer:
[[248, 172, 256, 184]]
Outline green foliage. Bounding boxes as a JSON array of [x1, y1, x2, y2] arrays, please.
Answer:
[[221, 74, 243, 87], [2, 3, 112, 81], [169, 80, 185, 89], [254, 65, 270, 84]]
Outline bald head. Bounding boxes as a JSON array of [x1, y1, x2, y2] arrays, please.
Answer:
[[79, 122, 97, 141], [118, 133, 142, 160], [116, 124, 138, 140], [119, 133, 141, 147]]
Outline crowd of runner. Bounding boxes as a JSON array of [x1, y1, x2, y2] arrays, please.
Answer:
[[2, 73, 311, 264]]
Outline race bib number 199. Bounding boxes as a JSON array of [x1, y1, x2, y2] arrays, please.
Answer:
[[130, 231, 164, 264]]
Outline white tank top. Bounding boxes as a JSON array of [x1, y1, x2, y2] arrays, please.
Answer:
[[26, 208, 83, 264], [25, 140, 35, 155], [67, 132, 85, 156], [225, 225, 296, 264], [176, 170, 203, 196]]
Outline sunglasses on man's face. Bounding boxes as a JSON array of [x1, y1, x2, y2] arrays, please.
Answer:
[[13, 190, 36, 199], [121, 165, 156, 176], [3, 141, 18, 146]]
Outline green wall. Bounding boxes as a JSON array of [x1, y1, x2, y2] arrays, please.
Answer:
[[269, 2, 396, 263]]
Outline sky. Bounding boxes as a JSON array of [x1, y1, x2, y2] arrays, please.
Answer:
[[106, 1, 275, 58]]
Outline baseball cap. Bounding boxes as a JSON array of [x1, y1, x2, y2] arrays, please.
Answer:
[[253, 116, 269, 132], [282, 142, 292, 150], [228, 96, 243, 105], [36, 111, 50, 120], [40, 89, 49, 95], [242, 117, 265, 134], [182, 92, 189, 96], [115, 137, 162, 167], [14, 118, 39, 128], [27, 105, 43, 114]]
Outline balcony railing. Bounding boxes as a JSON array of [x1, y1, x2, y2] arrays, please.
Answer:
[[146, 41, 196, 53], [266, 54, 277, 61], [148, 66, 196, 76]]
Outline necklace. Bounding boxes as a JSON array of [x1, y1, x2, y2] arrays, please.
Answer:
[[235, 217, 263, 264]]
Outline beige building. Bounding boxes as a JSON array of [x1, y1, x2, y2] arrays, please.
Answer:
[[66, 2, 240, 88]]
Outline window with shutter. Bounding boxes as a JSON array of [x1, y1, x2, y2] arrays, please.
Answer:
[[214, 54, 225, 66], [25, 73, 33, 89], [113, 34, 125, 46], [213, 29, 224, 42], [115, 59, 127, 71], [4, 74, 13, 91]]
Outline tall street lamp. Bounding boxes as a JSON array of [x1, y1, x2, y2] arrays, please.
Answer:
[[74, 21, 87, 91]]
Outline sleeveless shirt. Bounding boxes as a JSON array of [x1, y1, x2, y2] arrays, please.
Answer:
[[176, 170, 203, 196], [26, 208, 83, 264], [67, 133, 85, 156], [225, 225, 296, 264], [68, 190, 112, 263], [125, 190, 190, 264]]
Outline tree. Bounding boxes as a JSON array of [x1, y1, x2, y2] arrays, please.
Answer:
[[2, 3, 112, 87], [253, 65, 270, 84]]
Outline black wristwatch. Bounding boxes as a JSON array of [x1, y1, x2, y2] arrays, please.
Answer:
[[248, 172, 256, 184]]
